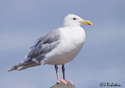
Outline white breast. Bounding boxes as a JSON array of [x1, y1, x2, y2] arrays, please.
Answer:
[[43, 27, 86, 65]]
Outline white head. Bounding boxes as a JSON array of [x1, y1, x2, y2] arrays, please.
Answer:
[[63, 14, 92, 27]]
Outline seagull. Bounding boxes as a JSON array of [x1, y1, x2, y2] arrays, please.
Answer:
[[8, 14, 92, 86]]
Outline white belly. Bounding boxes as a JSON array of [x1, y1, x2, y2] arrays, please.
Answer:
[[43, 27, 85, 65]]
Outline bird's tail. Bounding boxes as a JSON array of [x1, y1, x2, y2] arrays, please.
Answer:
[[8, 59, 41, 72]]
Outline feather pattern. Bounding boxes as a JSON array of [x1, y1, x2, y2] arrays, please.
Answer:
[[8, 29, 60, 71]]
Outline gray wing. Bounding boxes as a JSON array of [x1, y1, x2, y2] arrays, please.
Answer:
[[8, 29, 61, 71], [26, 29, 60, 61]]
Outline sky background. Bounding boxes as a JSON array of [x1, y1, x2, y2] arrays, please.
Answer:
[[0, 0, 125, 88]]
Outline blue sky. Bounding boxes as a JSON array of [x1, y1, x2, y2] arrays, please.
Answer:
[[0, 0, 125, 88]]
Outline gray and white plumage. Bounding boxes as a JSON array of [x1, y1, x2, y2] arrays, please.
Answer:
[[8, 14, 92, 72], [9, 30, 61, 71], [26, 29, 60, 62]]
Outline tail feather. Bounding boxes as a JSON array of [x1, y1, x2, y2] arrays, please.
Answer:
[[8, 59, 41, 72]]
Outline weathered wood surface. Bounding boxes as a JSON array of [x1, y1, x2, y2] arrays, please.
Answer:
[[50, 82, 75, 88]]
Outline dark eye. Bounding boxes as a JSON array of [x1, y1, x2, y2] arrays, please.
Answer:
[[73, 18, 76, 20]]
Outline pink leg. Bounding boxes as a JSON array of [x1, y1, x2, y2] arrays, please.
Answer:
[[62, 64, 65, 79], [62, 65, 75, 86], [54, 65, 67, 84]]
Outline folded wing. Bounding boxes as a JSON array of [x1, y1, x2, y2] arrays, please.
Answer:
[[8, 29, 61, 71]]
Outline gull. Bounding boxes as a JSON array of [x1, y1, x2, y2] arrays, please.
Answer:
[[8, 14, 92, 86]]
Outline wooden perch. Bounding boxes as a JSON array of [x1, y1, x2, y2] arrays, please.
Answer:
[[50, 82, 75, 88]]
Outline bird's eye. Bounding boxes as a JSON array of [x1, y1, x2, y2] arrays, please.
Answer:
[[73, 18, 76, 20]]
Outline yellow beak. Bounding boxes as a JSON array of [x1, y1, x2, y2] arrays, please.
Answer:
[[80, 20, 93, 25]]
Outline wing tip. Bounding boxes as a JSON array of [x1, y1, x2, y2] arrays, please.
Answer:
[[8, 66, 17, 72]]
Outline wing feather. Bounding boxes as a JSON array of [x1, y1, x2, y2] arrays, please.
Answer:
[[26, 29, 60, 61], [8, 29, 61, 71]]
